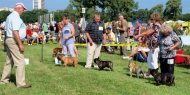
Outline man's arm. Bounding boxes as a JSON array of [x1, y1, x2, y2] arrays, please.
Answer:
[[13, 30, 25, 52], [85, 32, 92, 43]]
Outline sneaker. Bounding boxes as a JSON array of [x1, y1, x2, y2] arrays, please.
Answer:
[[28, 44, 30, 45], [123, 56, 133, 60], [123, 56, 130, 59], [144, 73, 153, 78]]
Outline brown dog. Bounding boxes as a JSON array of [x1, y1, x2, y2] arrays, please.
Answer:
[[57, 55, 78, 67], [128, 61, 145, 78], [52, 48, 62, 57]]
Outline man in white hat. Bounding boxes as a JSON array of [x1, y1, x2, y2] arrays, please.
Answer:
[[0, 2, 31, 88]]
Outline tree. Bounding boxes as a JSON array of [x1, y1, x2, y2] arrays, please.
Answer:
[[0, 11, 11, 22], [21, 9, 48, 23], [149, 4, 164, 19], [164, 0, 182, 20], [179, 13, 190, 21], [133, 8, 150, 22]]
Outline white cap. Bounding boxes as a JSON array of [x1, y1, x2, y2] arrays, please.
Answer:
[[15, 2, 27, 10]]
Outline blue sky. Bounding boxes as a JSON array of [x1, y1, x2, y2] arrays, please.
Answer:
[[0, 0, 189, 14]]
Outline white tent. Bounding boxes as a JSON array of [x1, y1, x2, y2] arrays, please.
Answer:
[[176, 20, 185, 23], [165, 20, 174, 24]]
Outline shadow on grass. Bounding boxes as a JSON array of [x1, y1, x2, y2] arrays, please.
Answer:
[[78, 61, 86, 67], [181, 71, 190, 74], [175, 64, 190, 69], [9, 74, 16, 86]]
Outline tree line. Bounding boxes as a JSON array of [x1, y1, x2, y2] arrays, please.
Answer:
[[0, 0, 190, 23]]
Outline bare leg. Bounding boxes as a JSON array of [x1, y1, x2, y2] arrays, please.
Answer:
[[74, 46, 78, 57], [129, 47, 138, 57], [140, 50, 147, 58]]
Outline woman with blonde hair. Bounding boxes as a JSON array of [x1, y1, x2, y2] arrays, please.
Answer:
[[134, 13, 161, 77], [152, 24, 181, 74]]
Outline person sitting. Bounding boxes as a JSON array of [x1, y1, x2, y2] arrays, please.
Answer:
[[105, 27, 115, 53], [30, 29, 38, 45], [26, 27, 32, 45], [123, 29, 149, 61], [36, 28, 45, 44]]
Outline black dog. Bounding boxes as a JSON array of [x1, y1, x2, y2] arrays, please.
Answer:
[[150, 68, 175, 86], [94, 58, 114, 71]]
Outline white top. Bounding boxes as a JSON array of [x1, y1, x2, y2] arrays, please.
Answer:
[[5, 11, 26, 39]]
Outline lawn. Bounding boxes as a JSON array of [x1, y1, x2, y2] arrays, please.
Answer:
[[0, 43, 190, 95]]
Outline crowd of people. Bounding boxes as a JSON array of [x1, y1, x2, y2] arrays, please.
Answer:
[[0, 2, 183, 88]]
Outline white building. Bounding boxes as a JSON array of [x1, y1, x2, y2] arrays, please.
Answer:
[[33, 0, 45, 9], [0, 7, 14, 12]]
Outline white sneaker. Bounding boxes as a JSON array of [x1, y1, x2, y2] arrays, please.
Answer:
[[144, 73, 153, 78], [123, 56, 130, 59], [28, 44, 30, 45], [123, 56, 133, 60]]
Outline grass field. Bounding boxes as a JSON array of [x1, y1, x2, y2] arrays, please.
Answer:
[[0, 43, 190, 95]]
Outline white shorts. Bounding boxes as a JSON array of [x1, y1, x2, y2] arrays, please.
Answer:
[[138, 47, 150, 52], [147, 47, 159, 69]]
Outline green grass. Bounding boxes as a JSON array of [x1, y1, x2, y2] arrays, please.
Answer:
[[0, 42, 190, 95]]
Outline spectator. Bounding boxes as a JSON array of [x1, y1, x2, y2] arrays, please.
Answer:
[[153, 24, 181, 74], [123, 29, 149, 60], [36, 28, 45, 44], [71, 19, 81, 43], [26, 27, 32, 45], [84, 13, 106, 69], [54, 23, 59, 42], [134, 20, 142, 36], [42, 21, 48, 35], [30, 29, 38, 45], [49, 23, 55, 37], [117, 14, 128, 56], [1, 21, 7, 52], [0, 2, 31, 88], [146, 19, 153, 30], [0, 21, 5, 42], [105, 27, 115, 53]]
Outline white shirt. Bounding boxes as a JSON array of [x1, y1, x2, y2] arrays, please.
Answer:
[[5, 11, 26, 39]]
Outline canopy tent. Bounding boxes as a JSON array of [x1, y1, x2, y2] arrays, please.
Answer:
[[165, 20, 174, 24], [132, 19, 147, 27], [176, 20, 185, 23]]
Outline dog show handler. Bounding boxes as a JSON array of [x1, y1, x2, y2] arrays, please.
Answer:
[[84, 13, 106, 69]]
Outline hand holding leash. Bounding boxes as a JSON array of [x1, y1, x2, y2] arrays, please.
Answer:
[[168, 47, 174, 52]]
